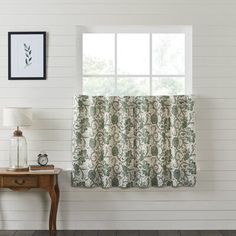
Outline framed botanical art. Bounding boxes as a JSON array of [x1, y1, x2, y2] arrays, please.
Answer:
[[8, 32, 46, 80]]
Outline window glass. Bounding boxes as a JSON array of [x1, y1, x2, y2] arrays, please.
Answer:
[[152, 34, 185, 75], [83, 34, 115, 75], [152, 77, 185, 95], [117, 77, 149, 96], [117, 34, 149, 75], [83, 77, 115, 96]]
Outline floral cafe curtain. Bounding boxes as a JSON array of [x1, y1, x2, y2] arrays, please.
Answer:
[[71, 95, 196, 188]]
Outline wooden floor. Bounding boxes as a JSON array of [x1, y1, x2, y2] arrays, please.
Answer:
[[0, 231, 235, 236]]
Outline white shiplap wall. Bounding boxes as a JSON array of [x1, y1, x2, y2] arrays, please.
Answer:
[[0, 0, 236, 230]]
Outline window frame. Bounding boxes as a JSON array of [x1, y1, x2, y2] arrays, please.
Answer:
[[77, 25, 192, 95]]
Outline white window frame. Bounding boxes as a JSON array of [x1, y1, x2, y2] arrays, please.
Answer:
[[77, 25, 192, 95]]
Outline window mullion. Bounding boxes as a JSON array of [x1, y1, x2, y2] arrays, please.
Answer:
[[115, 33, 117, 95], [77, 29, 83, 94], [149, 33, 152, 96], [83, 74, 185, 78]]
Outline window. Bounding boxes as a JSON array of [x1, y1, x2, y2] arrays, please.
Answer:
[[77, 26, 192, 96]]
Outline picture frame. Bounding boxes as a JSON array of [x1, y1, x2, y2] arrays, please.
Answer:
[[8, 31, 46, 80]]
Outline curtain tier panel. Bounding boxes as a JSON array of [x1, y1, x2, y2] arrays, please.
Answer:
[[72, 95, 196, 188]]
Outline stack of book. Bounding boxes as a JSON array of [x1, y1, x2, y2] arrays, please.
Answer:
[[29, 165, 54, 172]]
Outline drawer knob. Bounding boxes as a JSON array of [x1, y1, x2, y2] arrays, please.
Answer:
[[14, 179, 25, 185]]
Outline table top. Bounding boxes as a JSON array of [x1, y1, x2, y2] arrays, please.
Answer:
[[0, 168, 61, 175]]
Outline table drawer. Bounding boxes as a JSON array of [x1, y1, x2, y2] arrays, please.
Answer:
[[2, 176, 38, 188]]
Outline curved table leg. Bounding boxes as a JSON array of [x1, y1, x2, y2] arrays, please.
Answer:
[[53, 177, 60, 231], [49, 186, 57, 235]]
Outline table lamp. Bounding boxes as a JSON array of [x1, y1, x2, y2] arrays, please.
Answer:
[[3, 107, 32, 171]]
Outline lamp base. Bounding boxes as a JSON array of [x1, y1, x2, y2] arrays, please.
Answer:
[[7, 167, 29, 172]]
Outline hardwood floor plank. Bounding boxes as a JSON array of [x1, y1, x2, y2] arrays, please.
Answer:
[[56, 230, 76, 236], [32, 231, 49, 236], [159, 231, 181, 236], [117, 231, 139, 236], [0, 231, 16, 236], [74, 230, 83, 236], [140, 231, 157, 236], [181, 231, 201, 236], [221, 231, 236, 236], [97, 230, 116, 236], [200, 231, 223, 236], [74, 231, 98, 236], [14, 231, 35, 236]]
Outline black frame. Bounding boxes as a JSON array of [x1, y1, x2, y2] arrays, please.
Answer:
[[8, 31, 46, 80]]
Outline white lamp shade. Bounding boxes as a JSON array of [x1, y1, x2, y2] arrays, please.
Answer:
[[3, 107, 32, 127]]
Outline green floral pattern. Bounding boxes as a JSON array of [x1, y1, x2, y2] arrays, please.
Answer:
[[72, 95, 196, 188]]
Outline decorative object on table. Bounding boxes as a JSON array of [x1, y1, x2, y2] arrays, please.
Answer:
[[72, 95, 196, 188], [3, 107, 32, 171], [37, 152, 48, 166], [29, 164, 54, 172], [8, 32, 46, 80], [29, 152, 54, 172]]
